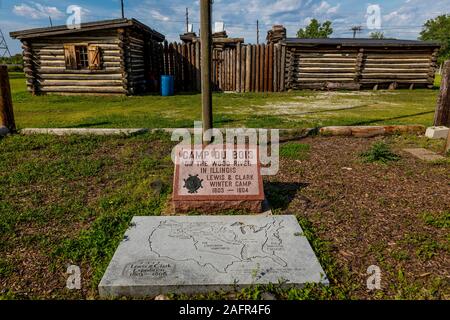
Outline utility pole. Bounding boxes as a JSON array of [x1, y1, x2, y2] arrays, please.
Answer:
[[351, 26, 362, 39], [186, 8, 189, 33], [0, 29, 11, 59], [200, 0, 213, 142], [121, 0, 125, 19], [49, 16, 53, 27], [256, 20, 260, 44]]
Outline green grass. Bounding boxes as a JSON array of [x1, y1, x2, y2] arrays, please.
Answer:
[[7, 72, 441, 129], [422, 211, 450, 229], [360, 141, 401, 164], [280, 142, 310, 160]]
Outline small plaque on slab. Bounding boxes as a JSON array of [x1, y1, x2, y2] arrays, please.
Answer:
[[172, 144, 265, 213], [98, 215, 329, 298]]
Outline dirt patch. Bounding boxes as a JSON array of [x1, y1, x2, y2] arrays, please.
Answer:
[[267, 136, 450, 299]]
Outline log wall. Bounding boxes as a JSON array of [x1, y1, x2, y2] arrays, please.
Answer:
[[285, 46, 438, 90], [24, 30, 126, 94]]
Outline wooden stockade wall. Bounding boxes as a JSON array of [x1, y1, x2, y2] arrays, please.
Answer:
[[155, 42, 439, 93], [156, 41, 286, 92]]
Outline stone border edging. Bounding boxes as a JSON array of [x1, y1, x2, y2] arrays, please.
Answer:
[[18, 125, 425, 140]]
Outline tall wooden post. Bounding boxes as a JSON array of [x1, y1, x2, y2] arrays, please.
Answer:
[[200, 0, 213, 142], [434, 60, 450, 127], [0, 65, 16, 133]]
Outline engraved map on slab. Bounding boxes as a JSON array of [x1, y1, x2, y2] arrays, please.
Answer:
[[148, 219, 288, 274], [99, 215, 329, 298]]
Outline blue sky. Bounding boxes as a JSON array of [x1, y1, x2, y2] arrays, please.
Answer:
[[1, 0, 449, 54]]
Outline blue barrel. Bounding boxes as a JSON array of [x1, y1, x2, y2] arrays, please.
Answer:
[[161, 75, 174, 96]]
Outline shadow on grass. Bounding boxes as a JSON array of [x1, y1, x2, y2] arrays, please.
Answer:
[[67, 121, 113, 128], [265, 182, 309, 210], [349, 110, 435, 126]]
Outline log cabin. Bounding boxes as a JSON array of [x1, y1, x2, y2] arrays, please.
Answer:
[[10, 18, 165, 95], [282, 38, 441, 90]]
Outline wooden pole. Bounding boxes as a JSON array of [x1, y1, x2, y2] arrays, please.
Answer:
[[434, 60, 450, 127], [200, 0, 213, 141], [0, 65, 15, 133]]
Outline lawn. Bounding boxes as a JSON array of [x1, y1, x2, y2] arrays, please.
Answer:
[[0, 132, 448, 299], [8, 72, 441, 129]]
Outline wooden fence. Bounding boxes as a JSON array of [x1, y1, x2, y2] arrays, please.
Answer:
[[151, 41, 286, 93], [149, 41, 438, 93]]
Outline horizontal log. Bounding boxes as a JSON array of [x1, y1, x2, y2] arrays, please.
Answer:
[[360, 79, 429, 83], [295, 73, 356, 78], [363, 59, 430, 64], [361, 74, 429, 79], [40, 74, 123, 80], [294, 58, 356, 63], [295, 63, 356, 68], [363, 63, 431, 68], [35, 80, 123, 86], [39, 86, 126, 93], [363, 68, 430, 73], [365, 54, 431, 59], [293, 52, 357, 58], [295, 78, 355, 82], [297, 67, 356, 72], [35, 68, 122, 74]]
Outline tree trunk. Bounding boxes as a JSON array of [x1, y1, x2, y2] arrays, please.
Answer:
[[434, 60, 450, 126]]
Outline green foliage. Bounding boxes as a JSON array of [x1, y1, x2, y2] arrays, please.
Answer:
[[422, 211, 450, 228], [360, 141, 400, 164], [0, 54, 23, 65], [370, 31, 385, 39], [419, 14, 450, 64], [297, 19, 333, 38], [404, 233, 447, 261], [0, 259, 15, 278], [280, 142, 310, 159]]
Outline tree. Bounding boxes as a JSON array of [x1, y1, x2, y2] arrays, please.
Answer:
[[419, 14, 450, 64], [370, 31, 385, 39], [297, 19, 333, 38]]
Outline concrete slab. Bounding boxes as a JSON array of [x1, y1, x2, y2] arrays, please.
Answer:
[[99, 215, 328, 298], [425, 126, 449, 140], [404, 148, 445, 162], [20, 128, 148, 136]]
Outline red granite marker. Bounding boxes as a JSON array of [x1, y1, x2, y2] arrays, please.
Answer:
[[172, 144, 265, 213]]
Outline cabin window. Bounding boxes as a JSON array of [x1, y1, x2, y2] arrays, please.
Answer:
[[64, 44, 102, 71], [75, 46, 89, 69]]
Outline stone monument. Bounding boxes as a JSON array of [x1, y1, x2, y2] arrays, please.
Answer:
[[172, 144, 265, 213]]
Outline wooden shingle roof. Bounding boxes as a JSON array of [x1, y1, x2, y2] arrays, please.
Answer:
[[10, 18, 165, 42], [284, 38, 440, 48]]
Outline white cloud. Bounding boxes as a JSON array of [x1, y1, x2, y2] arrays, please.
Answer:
[[149, 9, 170, 22], [314, 1, 341, 15], [13, 2, 64, 19]]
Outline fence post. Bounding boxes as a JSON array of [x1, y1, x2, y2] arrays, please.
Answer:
[[434, 60, 450, 126], [0, 65, 16, 133]]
